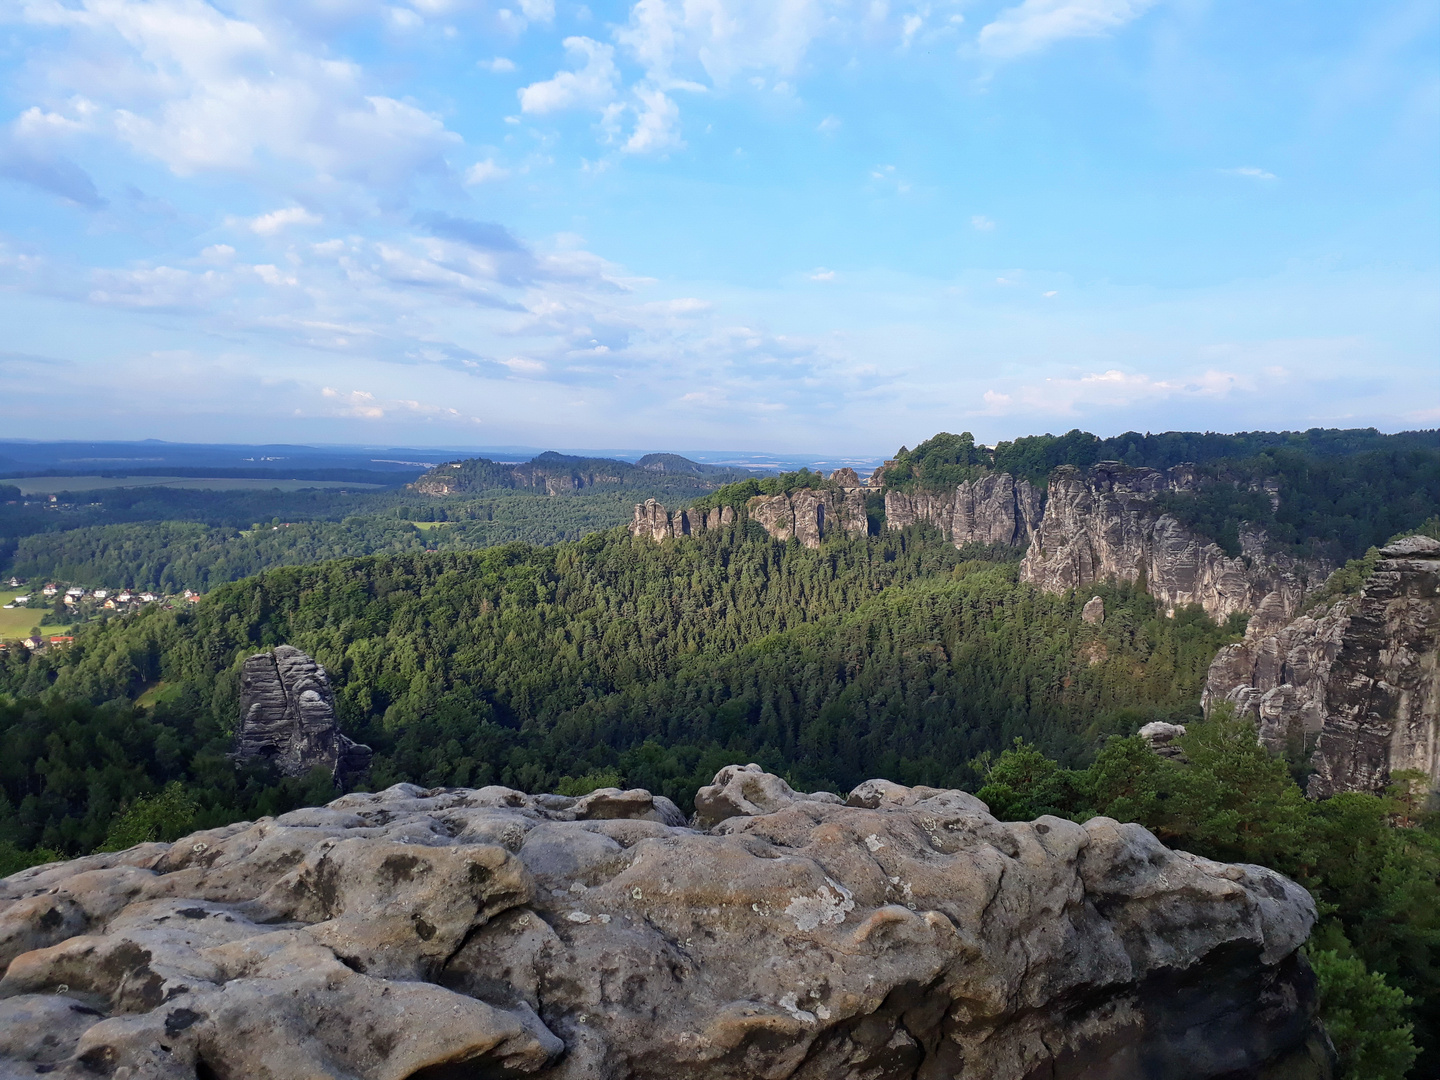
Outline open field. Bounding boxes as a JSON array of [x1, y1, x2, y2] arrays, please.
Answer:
[[0, 590, 72, 640], [8, 476, 385, 495]]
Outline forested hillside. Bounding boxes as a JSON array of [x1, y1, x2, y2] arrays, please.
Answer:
[[2, 523, 1238, 831]]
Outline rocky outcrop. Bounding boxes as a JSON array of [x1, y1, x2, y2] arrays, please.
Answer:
[[1082, 596, 1105, 625], [0, 768, 1328, 1080], [1139, 721, 1188, 761], [1020, 464, 1331, 623], [236, 646, 372, 787], [1307, 537, 1440, 797], [1203, 535, 1440, 798], [628, 499, 735, 541], [885, 474, 1043, 549], [1202, 600, 1353, 756], [747, 487, 868, 548], [631, 484, 867, 550]]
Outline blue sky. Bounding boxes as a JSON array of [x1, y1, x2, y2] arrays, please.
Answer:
[[0, 0, 1435, 454]]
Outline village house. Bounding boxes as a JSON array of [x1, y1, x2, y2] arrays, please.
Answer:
[[92, 589, 108, 599], [42, 584, 58, 597], [65, 587, 84, 598], [6, 577, 22, 588], [140, 593, 157, 603]]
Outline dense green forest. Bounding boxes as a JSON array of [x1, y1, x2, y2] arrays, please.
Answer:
[[1, 525, 1237, 803]]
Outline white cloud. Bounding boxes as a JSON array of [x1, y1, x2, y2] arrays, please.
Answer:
[[971, 214, 996, 231], [201, 244, 235, 262], [625, 86, 683, 153], [979, 0, 1157, 58], [11, 0, 460, 195], [817, 114, 841, 133], [809, 268, 836, 281], [465, 159, 510, 183], [250, 207, 322, 234], [981, 368, 1253, 416], [480, 57, 518, 73], [518, 0, 555, 21], [1222, 166, 1279, 180], [519, 37, 620, 114]]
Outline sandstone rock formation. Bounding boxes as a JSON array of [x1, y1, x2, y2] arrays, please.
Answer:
[[747, 487, 868, 548], [1020, 464, 1331, 623], [631, 489, 867, 549], [1081, 596, 1105, 625], [628, 499, 735, 541], [1138, 721, 1188, 761], [1203, 535, 1440, 797], [884, 474, 1044, 549], [0, 769, 1330, 1079], [236, 646, 372, 787], [1202, 600, 1353, 757]]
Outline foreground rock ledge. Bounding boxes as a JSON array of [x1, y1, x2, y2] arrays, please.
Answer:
[[0, 766, 1330, 1079]]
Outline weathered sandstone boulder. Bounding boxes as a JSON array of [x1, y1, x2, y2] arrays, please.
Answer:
[[1203, 535, 1440, 796], [1020, 464, 1330, 623], [746, 488, 869, 547], [1138, 721, 1188, 761], [236, 646, 372, 786], [1081, 595, 1105, 625], [0, 769, 1329, 1079]]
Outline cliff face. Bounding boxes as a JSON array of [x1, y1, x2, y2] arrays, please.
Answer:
[[1203, 535, 1440, 797], [884, 474, 1043, 548], [236, 646, 372, 787], [628, 499, 735, 541], [631, 472, 868, 550], [0, 767, 1329, 1080], [1019, 464, 1330, 623], [747, 486, 868, 547]]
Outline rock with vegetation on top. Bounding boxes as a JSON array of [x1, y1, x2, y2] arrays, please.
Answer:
[[1020, 463, 1331, 624], [0, 767, 1330, 1079]]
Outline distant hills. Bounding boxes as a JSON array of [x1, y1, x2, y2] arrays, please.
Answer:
[[410, 451, 756, 496]]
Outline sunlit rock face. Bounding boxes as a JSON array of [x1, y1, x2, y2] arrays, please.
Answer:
[[884, 473, 1044, 549], [0, 767, 1330, 1079], [1019, 463, 1331, 624], [236, 646, 372, 787]]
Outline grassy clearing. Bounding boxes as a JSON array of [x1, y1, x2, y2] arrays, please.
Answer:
[[0, 590, 70, 640], [409, 521, 453, 531], [134, 682, 182, 710]]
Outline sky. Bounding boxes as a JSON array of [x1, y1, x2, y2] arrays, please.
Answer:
[[0, 0, 1436, 455]]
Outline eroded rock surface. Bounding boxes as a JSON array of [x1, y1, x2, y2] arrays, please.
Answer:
[[1203, 535, 1440, 796], [236, 646, 372, 786], [0, 770, 1329, 1079], [1020, 464, 1331, 623], [884, 473, 1043, 549]]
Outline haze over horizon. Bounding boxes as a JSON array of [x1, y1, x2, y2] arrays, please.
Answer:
[[1, 0, 1436, 454]]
